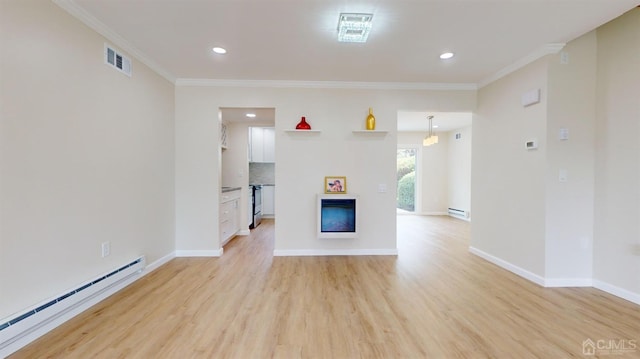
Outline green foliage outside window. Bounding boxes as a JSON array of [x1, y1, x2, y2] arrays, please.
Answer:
[[397, 171, 415, 211]]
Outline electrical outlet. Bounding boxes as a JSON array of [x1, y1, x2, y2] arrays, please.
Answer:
[[101, 241, 111, 258]]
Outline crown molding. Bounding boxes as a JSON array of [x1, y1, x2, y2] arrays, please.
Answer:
[[477, 43, 565, 88], [52, 0, 176, 83], [175, 78, 477, 91]]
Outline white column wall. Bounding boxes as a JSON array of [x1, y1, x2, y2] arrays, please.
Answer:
[[593, 9, 640, 299], [471, 58, 549, 279], [544, 31, 597, 283], [447, 126, 472, 218]]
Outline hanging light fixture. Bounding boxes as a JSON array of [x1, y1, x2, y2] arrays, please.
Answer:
[[423, 115, 439, 146]]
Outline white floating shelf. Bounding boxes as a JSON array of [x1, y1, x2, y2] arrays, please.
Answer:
[[352, 130, 388, 134], [284, 129, 322, 133]]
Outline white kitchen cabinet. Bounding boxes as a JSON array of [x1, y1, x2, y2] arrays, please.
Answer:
[[220, 189, 241, 246], [263, 128, 275, 162], [249, 127, 275, 163], [262, 185, 275, 217], [249, 127, 264, 162]]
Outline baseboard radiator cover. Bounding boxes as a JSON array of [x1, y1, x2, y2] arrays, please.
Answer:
[[448, 207, 469, 219], [0, 256, 145, 356]]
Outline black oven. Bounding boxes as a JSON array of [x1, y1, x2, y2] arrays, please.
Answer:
[[250, 185, 262, 229]]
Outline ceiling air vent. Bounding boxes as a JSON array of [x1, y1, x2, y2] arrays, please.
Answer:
[[104, 44, 131, 77]]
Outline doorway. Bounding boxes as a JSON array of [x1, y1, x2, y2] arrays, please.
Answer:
[[219, 107, 276, 249], [397, 146, 418, 213]]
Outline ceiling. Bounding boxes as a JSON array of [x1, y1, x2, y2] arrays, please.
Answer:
[[58, 0, 639, 131], [220, 108, 275, 124]]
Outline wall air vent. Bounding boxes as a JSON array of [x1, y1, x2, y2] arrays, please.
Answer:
[[104, 44, 131, 77]]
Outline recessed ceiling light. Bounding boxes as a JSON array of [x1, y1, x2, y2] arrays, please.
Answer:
[[246, 113, 256, 118], [212, 47, 227, 54], [433, 125, 439, 129], [337, 13, 373, 43], [440, 52, 454, 60]]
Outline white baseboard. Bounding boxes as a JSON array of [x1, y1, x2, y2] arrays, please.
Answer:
[[593, 280, 640, 306], [175, 249, 222, 257], [469, 246, 546, 286], [470, 247, 640, 305], [273, 248, 398, 257], [396, 212, 448, 216], [144, 252, 175, 273], [544, 278, 593, 287], [237, 229, 250, 236]]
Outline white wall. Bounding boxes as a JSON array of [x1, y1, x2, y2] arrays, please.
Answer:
[[175, 86, 476, 254], [471, 43, 597, 283], [174, 88, 221, 254], [471, 8, 640, 300], [545, 31, 597, 283], [472, 58, 549, 278], [593, 9, 640, 297], [420, 134, 449, 215], [447, 126, 472, 217], [0, 1, 175, 319]]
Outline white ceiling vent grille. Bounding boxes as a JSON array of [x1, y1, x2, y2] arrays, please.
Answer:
[[104, 44, 131, 77]]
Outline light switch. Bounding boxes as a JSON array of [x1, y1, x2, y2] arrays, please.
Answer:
[[378, 184, 387, 193], [559, 169, 568, 182], [559, 128, 569, 140]]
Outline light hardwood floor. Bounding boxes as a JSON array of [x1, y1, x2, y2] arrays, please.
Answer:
[[12, 216, 640, 358]]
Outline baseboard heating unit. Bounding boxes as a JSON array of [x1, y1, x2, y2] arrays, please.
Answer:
[[448, 208, 469, 219], [0, 256, 146, 357]]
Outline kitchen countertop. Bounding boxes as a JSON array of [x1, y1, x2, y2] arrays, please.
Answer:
[[221, 186, 242, 193], [249, 183, 275, 186]]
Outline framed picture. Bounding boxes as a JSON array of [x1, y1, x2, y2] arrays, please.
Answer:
[[325, 176, 347, 194]]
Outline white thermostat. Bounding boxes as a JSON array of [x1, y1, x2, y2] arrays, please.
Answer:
[[521, 88, 541, 107], [525, 139, 538, 150]]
